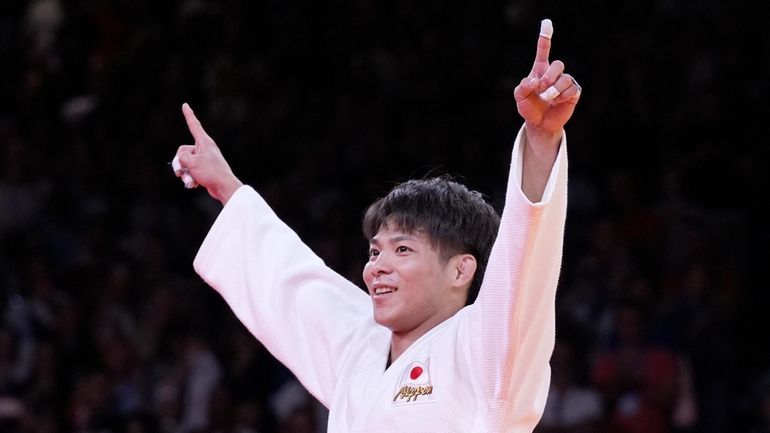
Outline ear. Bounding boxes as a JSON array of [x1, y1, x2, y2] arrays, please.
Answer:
[[448, 254, 477, 289]]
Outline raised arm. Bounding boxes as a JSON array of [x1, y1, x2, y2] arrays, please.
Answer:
[[173, 103, 243, 205], [172, 106, 371, 406], [467, 19, 580, 432], [514, 19, 581, 202]]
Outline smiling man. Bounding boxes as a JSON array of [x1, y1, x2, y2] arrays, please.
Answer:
[[173, 18, 581, 433], [361, 176, 501, 367]]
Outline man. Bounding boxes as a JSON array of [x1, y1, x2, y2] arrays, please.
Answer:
[[173, 18, 581, 433]]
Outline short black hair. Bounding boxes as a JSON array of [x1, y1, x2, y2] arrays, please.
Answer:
[[362, 175, 500, 305]]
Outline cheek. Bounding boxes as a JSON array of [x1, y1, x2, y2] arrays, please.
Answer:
[[362, 263, 373, 285]]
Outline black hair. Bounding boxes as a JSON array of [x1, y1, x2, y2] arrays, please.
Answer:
[[362, 175, 500, 305]]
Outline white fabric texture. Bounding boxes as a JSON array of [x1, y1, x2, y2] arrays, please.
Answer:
[[193, 124, 568, 432]]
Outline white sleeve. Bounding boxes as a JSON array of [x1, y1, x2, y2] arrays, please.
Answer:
[[192, 186, 371, 407], [467, 124, 568, 431]]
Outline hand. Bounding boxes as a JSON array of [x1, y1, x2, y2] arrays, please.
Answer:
[[174, 103, 243, 204], [514, 19, 581, 143]]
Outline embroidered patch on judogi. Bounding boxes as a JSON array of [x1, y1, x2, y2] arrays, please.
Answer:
[[392, 358, 434, 405]]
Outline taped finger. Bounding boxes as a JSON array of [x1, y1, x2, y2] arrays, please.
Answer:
[[171, 155, 183, 175], [171, 153, 198, 188], [539, 86, 561, 102], [539, 74, 575, 102], [181, 172, 197, 189], [539, 19, 553, 39]]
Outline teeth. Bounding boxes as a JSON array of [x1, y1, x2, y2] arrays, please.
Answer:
[[374, 287, 396, 295]]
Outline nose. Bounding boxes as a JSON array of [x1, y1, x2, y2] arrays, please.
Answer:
[[367, 252, 392, 277]]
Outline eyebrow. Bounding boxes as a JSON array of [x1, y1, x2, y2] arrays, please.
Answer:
[[369, 234, 415, 246]]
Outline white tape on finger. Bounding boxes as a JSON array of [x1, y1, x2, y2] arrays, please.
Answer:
[[171, 155, 182, 173], [171, 155, 197, 189], [539, 19, 553, 39], [539, 85, 561, 102], [181, 172, 197, 189]]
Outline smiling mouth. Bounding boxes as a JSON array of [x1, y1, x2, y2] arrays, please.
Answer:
[[374, 287, 397, 296]]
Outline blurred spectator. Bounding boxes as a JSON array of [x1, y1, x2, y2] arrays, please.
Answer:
[[178, 332, 222, 433], [535, 340, 603, 433], [590, 300, 690, 433], [0, 1, 765, 431]]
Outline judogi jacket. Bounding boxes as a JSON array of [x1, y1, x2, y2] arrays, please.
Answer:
[[193, 125, 568, 433]]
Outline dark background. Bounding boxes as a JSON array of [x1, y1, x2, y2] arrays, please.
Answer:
[[1, 0, 768, 432]]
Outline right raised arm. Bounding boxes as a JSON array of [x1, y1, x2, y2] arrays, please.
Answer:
[[191, 186, 372, 406], [172, 105, 372, 406]]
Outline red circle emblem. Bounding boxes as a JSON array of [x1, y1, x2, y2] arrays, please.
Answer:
[[410, 366, 423, 380]]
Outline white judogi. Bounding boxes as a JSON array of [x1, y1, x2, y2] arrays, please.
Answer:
[[193, 125, 568, 433]]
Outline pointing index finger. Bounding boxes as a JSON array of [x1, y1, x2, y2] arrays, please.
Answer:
[[182, 103, 208, 143], [534, 18, 553, 66]]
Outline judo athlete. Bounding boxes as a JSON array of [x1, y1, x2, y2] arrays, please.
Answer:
[[173, 18, 581, 433]]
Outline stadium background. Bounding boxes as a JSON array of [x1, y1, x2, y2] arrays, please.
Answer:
[[0, 0, 768, 432]]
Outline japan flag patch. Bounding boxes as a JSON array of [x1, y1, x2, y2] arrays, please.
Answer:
[[393, 358, 434, 405]]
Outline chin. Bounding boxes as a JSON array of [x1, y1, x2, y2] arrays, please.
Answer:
[[372, 311, 397, 330], [372, 312, 389, 327]]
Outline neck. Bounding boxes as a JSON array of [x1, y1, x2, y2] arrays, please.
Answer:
[[385, 293, 467, 366], [389, 333, 418, 365], [388, 317, 446, 365]]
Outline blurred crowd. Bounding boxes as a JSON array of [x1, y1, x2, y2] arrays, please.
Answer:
[[1, 0, 768, 432]]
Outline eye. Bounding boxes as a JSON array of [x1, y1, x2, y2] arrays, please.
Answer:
[[396, 246, 411, 253], [368, 248, 380, 258]]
